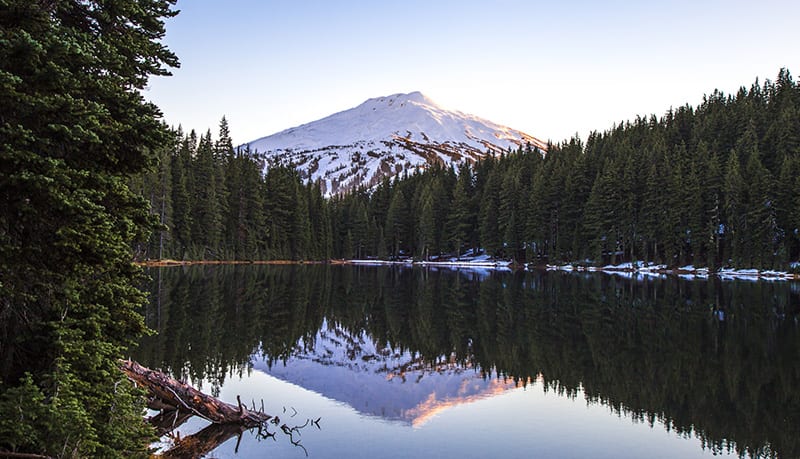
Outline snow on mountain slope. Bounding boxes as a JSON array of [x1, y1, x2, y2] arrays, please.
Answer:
[[252, 320, 517, 426], [244, 92, 546, 195]]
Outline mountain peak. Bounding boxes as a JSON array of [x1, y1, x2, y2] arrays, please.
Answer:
[[245, 93, 545, 196], [383, 91, 437, 105], [405, 90, 434, 104], [356, 91, 440, 111]]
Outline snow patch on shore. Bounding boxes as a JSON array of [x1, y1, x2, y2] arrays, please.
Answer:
[[540, 261, 796, 281]]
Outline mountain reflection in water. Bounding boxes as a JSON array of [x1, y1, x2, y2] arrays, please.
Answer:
[[135, 265, 800, 458], [252, 318, 517, 426]]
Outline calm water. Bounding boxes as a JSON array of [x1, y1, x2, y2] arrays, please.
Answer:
[[134, 265, 800, 458]]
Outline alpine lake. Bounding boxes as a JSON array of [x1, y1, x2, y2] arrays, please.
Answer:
[[133, 264, 800, 458]]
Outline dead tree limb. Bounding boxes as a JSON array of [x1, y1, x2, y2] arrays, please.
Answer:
[[121, 360, 271, 426], [159, 423, 247, 458]]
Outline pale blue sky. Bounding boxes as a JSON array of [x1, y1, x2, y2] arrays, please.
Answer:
[[145, 0, 800, 145]]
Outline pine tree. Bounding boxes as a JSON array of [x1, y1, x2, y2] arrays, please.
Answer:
[[224, 146, 245, 258], [447, 163, 476, 257], [191, 130, 223, 257], [499, 169, 523, 261], [215, 116, 235, 156], [307, 181, 332, 260], [213, 119, 231, 250], [417, 182, 437, 260], [148, 137, 175, 260], [264, 164, 297, 258], [386, 186, 411, 258], [171, 132, 194, 258], [776, 155, 800, 264], [223, 146, 267, 259], [620, 141, 644, 262], [724, 148, 745, 266], [739, 126, 777, 268], [478, 169, 503, 256], [584, 159, 622, 265], [290, 178, 311, 260], [525, 166, 547, 260], [669, 142, 698, 266], [0, 0, 178, 456], [561, 142, 592, 261], [696, 141, 723, 269]]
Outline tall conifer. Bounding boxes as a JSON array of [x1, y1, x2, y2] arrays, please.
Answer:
[[0, 0, 178, 455]]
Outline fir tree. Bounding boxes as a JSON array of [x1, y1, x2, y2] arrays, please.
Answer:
[[290, 178, 311, 260], [696, 141, 724, 269], [561, 140, 591, 261], [170, 132, 194, 258], [191, 130, 223, 257], [307, 181, 332, 260], [739, 125, 777, 268], [386, 185, 411, 258], [776, 155, 800, 264], [724, 148, 745, 266], [478, 169, 502, 256], [447, 163, 476, 257], [416, 181, 437, 260], [264, 163, 298, 258], [499, 169, 523, 261], [584, 158, 622, 265], [0, 0, 178, 456]]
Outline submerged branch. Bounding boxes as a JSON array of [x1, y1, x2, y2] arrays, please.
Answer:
[[120, 360, 319, 456], [159, 423, 248, 458], [120, 360, 270, 426]]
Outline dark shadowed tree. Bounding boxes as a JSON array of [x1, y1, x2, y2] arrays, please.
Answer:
[[0, 0, 178, 456]]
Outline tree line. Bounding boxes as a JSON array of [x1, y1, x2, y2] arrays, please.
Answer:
[[131, 118, 332, 261], [329, 69, 800, 269], [138, 69, 800, 270]]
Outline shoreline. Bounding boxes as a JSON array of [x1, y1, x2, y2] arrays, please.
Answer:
[[136, 259, 327, 267], [538, 263, 800, 281], [137, 258, 800, 280]]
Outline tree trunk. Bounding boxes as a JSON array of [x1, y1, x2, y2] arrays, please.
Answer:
[[121, 360, 270, 426]]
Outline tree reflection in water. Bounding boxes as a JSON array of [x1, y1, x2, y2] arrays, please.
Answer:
[[136, 265, 800, 458]]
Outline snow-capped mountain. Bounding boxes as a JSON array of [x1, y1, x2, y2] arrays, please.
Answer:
[[253, 320, 517, 426], [244, 92, 546, 196]]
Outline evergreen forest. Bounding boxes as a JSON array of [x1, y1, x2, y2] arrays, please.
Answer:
[[1, 0, 178, 456], [136, 69, 800, 270]]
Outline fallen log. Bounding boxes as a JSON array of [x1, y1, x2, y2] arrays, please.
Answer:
[[160, 423, 248, 458], [121, 360, 270, 426]]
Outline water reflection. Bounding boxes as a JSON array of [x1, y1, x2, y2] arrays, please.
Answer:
[[135, 265, 800, 458], [251, 318, 517, 426]]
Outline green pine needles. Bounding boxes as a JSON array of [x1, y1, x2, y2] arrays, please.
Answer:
[[0, 0, 178, 456]]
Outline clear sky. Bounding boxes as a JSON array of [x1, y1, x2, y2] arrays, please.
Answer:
[[145, 0, 800, 146]]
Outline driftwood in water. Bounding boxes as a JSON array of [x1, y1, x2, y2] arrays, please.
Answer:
[[121, 360, 271, 426], [160, 422, 248, 458], [121, 360, 318, 456]]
